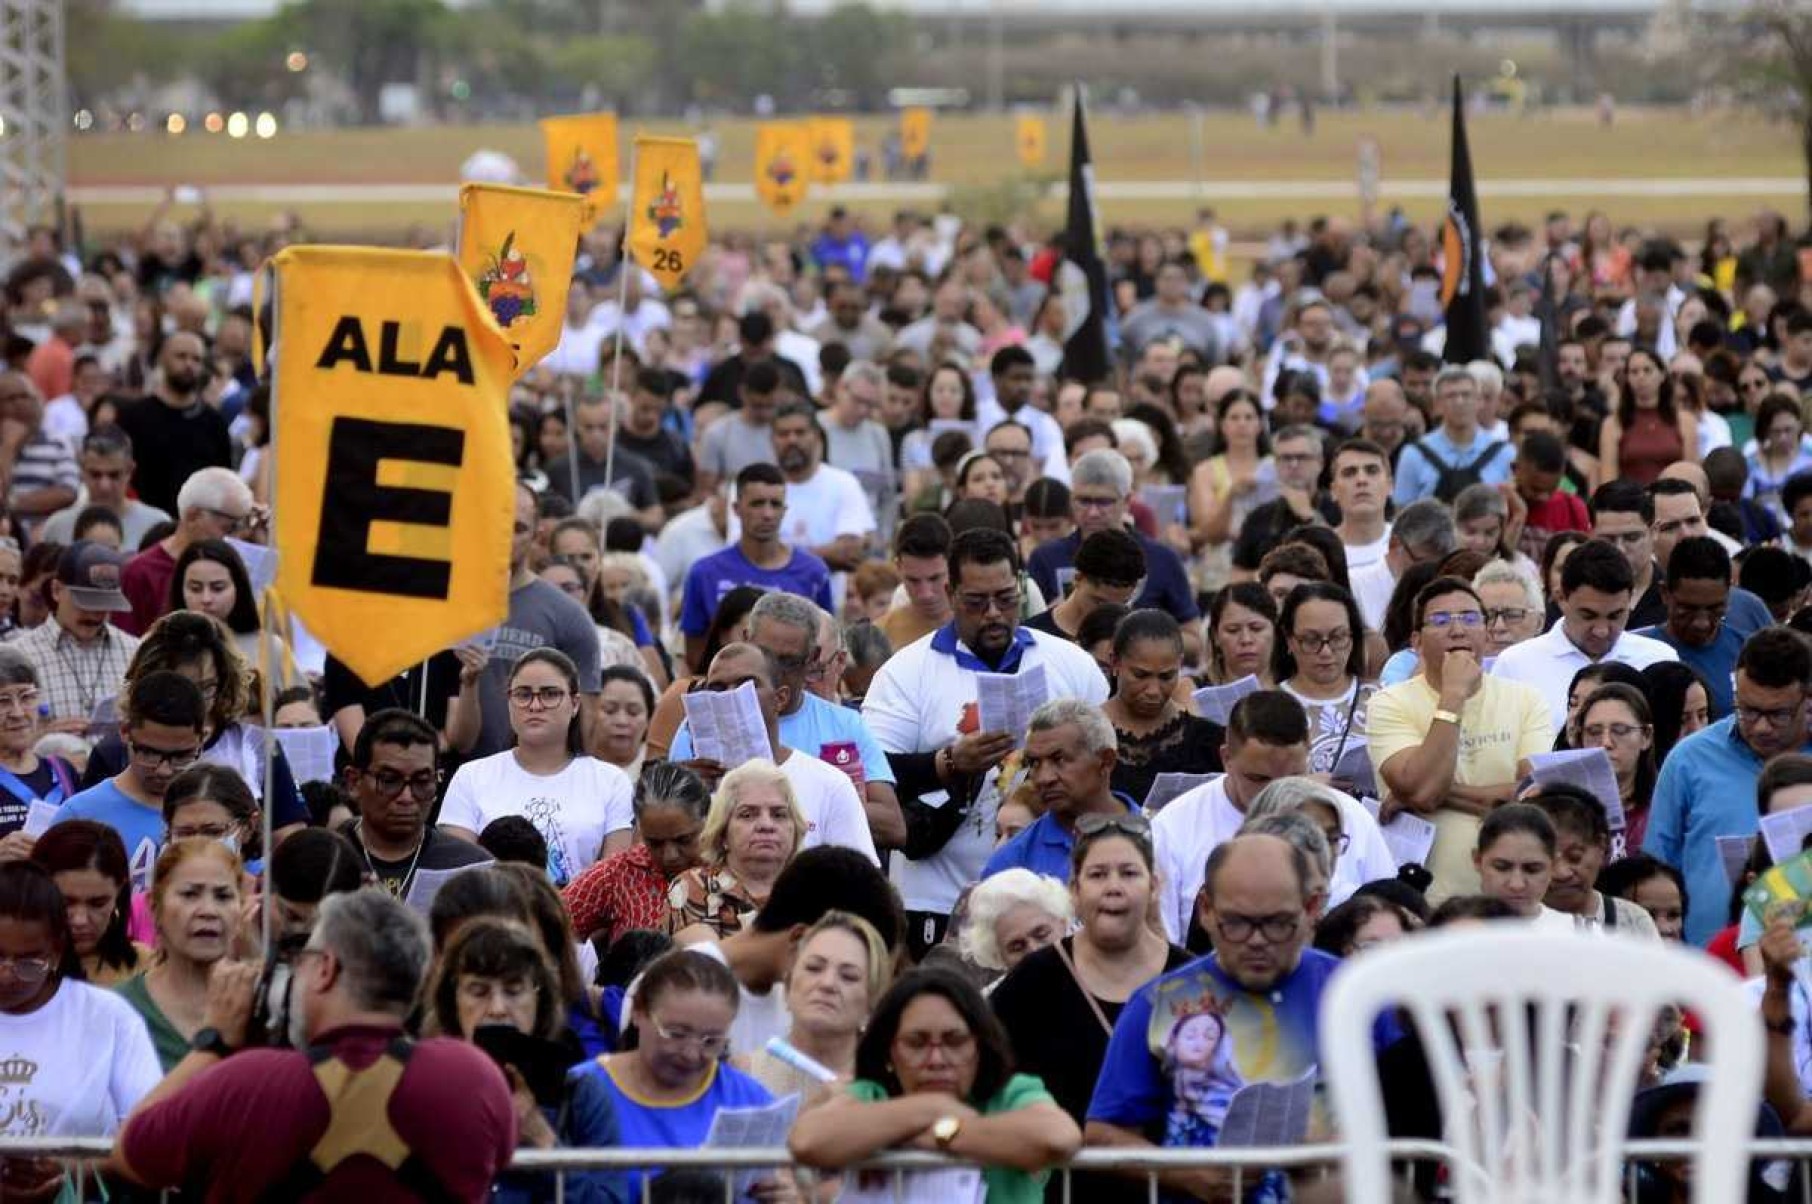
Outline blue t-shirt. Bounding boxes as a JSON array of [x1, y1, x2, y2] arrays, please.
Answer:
[[1027, 531, 1200, 622], [670, 691, 896, 785], [58, 780, 164, 893], [580, 1056, 774, 1198], [678, 546, 835, 636], [1632, 622, 1743, 718], [983, 794, 1141, 883], [1088, 949, 1350, 1150]]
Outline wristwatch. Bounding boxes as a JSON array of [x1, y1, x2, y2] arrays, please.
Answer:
[[931, 1114, 963, 1150], [1764, 1013, 1796, 1037], [191, 1026, 236, 1058], [1432, 709, 1461, 727]]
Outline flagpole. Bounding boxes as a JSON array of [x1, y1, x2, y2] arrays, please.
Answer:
[[257, 267, 279, 958], [604, 143, 638, 500]]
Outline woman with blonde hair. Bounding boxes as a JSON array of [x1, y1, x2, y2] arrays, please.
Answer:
[[737, 910, 893, 1108], [668, 759, 805, 942]]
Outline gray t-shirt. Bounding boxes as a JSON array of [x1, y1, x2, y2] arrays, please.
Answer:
[[476, 578, 604, 757], [698, 415, 776, 480], [823, 418, 896, 539], [40, 497, 171, 547], [544, 447, 658, 510], [1118, 300, 1224, 363]]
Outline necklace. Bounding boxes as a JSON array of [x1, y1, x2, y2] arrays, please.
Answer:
[[355, 820, 426, 899]]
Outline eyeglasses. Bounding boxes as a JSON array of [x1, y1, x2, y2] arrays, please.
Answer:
[[128, 740, 202, 769], [202, 507, 250, 534], [507, 686, 571, 709], [1072, 494, 1122, 512], [1275, 453, 1319, 467], [1290, 630, 1352, 655], [1741, 378, 1771, 392], [170, 822, 236, 841], [1582, 722, 1649, 743], [1076, 812, 1153, 840], [894, 1029, 976, 1060], [647, 1016, 730, 1056], [1483, 608, 1531, 627], [0, 956, 52, 983], [362, 768, 441, 800], [0, 687, 39, 714], [457, 977, 539, 1007], [1423, 611, 1485, 629], [955, 589, 1020, 616], [1215, 911, 1302, 944], [1736, 701, 1805, 730]]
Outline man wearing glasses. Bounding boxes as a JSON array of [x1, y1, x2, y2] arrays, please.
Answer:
[[1391, 368, 1514, 507], [1491, 538, 1677, 733], [118, 465, 259, 636], [1647, 627, 1812, 945], [1369, 577, 1553, 903], [60, 671, 208, 892], [1633, 537, 1746, 718], [864, 527, 1107, 958], [342, 709, 489, 899]]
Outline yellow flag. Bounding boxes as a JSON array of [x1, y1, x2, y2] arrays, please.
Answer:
[[1015, 115, 1046, 168], [456, 183, 583, 376], [271, 246, 516, 685], [627, 136, 707, 294], [807, 117, 855, 184], [753, 122, 811, 217], [900, 107, 932, 159], [539, 112, 619, 222]]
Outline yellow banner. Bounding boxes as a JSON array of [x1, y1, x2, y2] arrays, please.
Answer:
[[900, 107, 932, 159], [272, 246, 516, 685], [807, 117, 855, 184], [1016, 115, 1046, 168], [539, 112, 619, 222], [456, 183, 583, 375], [627, 136, 707, 294], [754, 122, 810, 217]]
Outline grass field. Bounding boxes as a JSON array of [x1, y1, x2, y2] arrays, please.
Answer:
[[67, 106, 1807, 241]]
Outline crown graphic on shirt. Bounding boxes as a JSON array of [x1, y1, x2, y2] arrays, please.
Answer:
[[0, 1055, 37, 1083]]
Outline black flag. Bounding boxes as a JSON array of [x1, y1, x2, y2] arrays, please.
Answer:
[[1535, 251, 1563, 392], [1058, 86, 1112, 384], [1440, 75, 1488, 364]]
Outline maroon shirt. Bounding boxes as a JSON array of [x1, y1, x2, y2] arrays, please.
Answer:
[[122, 1025, 518, 1202], [119, 541, 176, 637]]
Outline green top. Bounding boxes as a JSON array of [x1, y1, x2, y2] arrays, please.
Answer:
[[846, 1072, 1058, 1204], [114, 972, 191, 1072]]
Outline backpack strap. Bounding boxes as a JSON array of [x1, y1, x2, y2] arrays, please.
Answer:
[[1461, 440, 1508, 475]]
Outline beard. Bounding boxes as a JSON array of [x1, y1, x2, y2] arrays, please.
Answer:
[[165, 368, 201, 395]]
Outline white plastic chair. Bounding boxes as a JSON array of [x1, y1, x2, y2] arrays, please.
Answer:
[[1320, 927, 1763, 1204]]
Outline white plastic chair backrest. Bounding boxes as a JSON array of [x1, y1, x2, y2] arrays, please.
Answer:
[[1320, 927, 1762, 1204]]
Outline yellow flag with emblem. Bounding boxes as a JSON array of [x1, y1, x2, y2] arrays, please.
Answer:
[[539, 112, 619, 222], [900, 107, 932, 159], [1016, 115, 1046, 168], [807, 117, 855, 184], [753, 122, 810, 217], [627, 136, 707, 294], [456, 183, 583, 375], [271, 246, 517, 685]]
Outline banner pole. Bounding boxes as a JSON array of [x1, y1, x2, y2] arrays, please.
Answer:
[[603, 144, 638, 502], [258, 264, 280, 958]]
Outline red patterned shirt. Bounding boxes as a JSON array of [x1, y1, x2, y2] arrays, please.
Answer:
[[561, 843, 670, 945]]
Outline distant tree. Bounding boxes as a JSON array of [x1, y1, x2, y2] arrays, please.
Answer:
[[282, 0, 452, 126], [805, 3, 913, 109]]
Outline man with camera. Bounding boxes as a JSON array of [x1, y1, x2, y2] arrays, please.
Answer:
[[109, 889, 517, 1201]]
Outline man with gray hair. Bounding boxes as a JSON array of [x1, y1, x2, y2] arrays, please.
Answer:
[[1347, 497, 1457, 631], [1391, 365, 1514, 507], [669, 591, 905, 849], [119, 464, 260, 635], [982, 696, 1133, 884], [112, 889, 518, 1199], [1026, 448, 1200, 640]]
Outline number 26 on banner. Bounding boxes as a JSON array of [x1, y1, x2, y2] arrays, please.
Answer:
[[627, 136, 707, 293]]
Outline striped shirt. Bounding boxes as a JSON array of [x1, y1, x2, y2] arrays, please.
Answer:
[[7, 619, 140, 720], [8, 430, 78, 507]]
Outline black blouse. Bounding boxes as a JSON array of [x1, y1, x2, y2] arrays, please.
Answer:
[[1110, 709, 1225, 807]]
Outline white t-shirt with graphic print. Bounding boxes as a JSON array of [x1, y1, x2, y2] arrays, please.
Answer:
[[440, 750, 634, 886]]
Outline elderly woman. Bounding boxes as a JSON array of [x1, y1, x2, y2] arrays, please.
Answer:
[[1473, 559, 1545, 655], [1244, 776, 1397, 906], [958, 868, 1073, 988], [667, 759, 805, 942], [563, 763, 710, 947]]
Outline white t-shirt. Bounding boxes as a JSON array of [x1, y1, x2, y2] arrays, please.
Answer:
[[862, 628, 1110, 914], [694, 940, 791, 1059], [1349, 558, 1397, 632], [1340, 525, 1391, 574], [441, 750, 635, 885], [1151, 775, 1396, 944], [0, 979, 160, 1137], [779, 748, 880, 864], [778, 463, 876, 609], [1489, 621, 1679, 732]]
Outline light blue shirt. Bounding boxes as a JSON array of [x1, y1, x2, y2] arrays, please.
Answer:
[[669, 690, 895, 784], [59, 780, 164, 894], [1391, 426, 1515, 507], [1643, 716, 1812, 946], [982, 793, 1141, 883]]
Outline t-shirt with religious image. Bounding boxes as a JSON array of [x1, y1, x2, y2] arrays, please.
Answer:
[[1281, 680, 1376, 793], [1088, 949, 1345, 1151], [440, 751, 634, 886], [0, 978, 161, 1139]]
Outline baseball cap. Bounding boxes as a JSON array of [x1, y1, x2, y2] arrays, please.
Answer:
[[58, 540, 132, 613]]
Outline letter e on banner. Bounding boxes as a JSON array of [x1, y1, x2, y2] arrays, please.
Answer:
[[272, 247, 517, 684]]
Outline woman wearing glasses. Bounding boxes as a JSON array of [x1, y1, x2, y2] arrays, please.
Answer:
[[0, 650, 77, 860], [0, 861, 159, 1201], [161, 764, 262, 867], [442, 649, 635, 887], [1273, 583, 1376, 797], [989, 816, 1187, 1201], [1575, 683, 1658, 856], [582, 949, 794, 1202], [791, 968, 1080, 1204], [428, 917, 628, 1204]]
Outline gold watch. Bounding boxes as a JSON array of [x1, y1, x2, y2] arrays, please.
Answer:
[[931, 1114, 963, 1149], [1432, 708, 1461, 726]]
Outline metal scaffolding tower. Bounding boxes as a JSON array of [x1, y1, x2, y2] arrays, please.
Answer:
[[0, 0, 67, 262]]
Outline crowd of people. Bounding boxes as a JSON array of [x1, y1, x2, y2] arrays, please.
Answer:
[[2, 192, 1812, 1201]]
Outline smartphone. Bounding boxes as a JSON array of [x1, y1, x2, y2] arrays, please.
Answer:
[[472, 1025, 570, 1107]]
